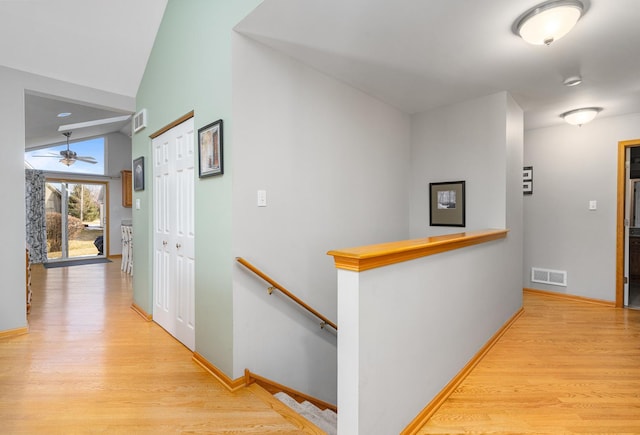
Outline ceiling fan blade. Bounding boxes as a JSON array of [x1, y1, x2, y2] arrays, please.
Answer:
[[58, 114, 131, 132], [75, 156, 98, 164], [32, 154, 61, 158]]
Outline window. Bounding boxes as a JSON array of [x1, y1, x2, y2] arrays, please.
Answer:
[[25, 137, 105, 175]]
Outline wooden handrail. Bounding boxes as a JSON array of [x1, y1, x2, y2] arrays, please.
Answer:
[[236, 257, 337, 331], [327, 229, 508, 272]]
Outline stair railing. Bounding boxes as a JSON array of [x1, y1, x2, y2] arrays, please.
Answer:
[[235, 257, 337, 331]]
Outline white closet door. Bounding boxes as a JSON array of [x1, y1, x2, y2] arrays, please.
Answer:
[[173, 121, 196, 349], [152, 117, 195, 350]]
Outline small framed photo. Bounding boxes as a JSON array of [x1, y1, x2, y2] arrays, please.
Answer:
[[198, 119, 223, 178], [523, 166, 533, 195], [429, 181, 466, 227], [133, 156, 144, 191]]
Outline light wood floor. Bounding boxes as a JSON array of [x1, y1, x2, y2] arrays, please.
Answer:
[[4, 263, 640, 434], [419, 292, 640, 435], [0, 261, 311, 434]]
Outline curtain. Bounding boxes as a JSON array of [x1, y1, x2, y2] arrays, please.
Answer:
[[25, 169, 47, 263]]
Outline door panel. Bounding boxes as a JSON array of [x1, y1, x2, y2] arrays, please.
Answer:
[[173, 122, 196, 349], [152, 117, 195, 350]]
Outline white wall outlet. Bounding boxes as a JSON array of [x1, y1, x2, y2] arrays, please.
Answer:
[[257, 190, 267, 207], [589, 200, 597, 210]]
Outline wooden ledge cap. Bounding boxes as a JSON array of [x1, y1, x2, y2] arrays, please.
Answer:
[[327, 229, 508, 272]]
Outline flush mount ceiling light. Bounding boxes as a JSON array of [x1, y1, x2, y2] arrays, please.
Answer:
[[563, 75, 582, 87], [514, 0, 584, 46], [561, 107, 602, 126]]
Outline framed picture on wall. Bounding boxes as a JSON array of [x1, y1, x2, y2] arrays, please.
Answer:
[[429, 180, 466, 227], [523, 166, 533, 195], [133, 156, 144, 191], [198, 119, 223, 178]]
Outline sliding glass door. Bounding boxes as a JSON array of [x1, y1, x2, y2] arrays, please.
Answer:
[[45, 180, 106, 260]]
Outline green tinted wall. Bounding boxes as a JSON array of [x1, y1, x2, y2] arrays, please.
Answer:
[[133, 0, 261, 376]]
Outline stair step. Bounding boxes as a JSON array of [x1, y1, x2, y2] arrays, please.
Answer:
[[274, 392, 337, 435]]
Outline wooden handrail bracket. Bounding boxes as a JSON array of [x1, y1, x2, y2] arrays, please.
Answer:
[[327, 229, 508, 272], [236, 257, 338, 331]]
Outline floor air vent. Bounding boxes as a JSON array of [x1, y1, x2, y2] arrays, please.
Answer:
[[531, 267, 567, 287]]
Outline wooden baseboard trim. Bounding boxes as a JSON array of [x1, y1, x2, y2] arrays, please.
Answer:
[[192, 352, 245, 392], [108, 254, 122, 259], [524, 288, 615, 307], [0, 326, 29, 339], [245, 369, 337, 413], [401, 306, 525, 435], [130, 303, 152, 321]]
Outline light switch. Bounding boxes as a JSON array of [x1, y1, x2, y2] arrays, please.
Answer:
[[257, 190, 267, 207], [136, 198, 141, 210], [589, 200, 597, 210]]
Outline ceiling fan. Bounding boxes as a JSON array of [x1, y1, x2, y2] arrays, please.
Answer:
[[33, 131, 97, 166]]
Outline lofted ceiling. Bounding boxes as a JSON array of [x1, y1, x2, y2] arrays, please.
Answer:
[[24, 93, 132, 150], [236, 0, 640, 130], [0, 0, 167, 149], [3, 0, 639, 149]]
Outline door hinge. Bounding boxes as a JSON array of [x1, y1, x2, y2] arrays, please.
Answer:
[[625, 218, 630, 227], [624, 276, 629, 284]]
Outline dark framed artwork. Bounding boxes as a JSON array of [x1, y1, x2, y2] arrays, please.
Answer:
[[523, 166, 533, 195], [198, 119, 223, 178], [133, 156, 144, 191], [429, 180, 466, 227]]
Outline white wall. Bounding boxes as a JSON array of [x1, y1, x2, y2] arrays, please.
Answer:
[[106, 131, 133, 255], [0, 65, 134, 333], [0, 69, 28, 332], [335, 92, 523, 434], [339, 237, 516, 435], [410, 93, 512, 236], [524, 113, 640, 301], [231, 35, 411, 403]]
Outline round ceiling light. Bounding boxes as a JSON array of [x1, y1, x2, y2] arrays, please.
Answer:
[[57, 112, 72, 118], [563, 75, 582, 87], [514, 0, 584, 46], [561, 107, 602, 126]]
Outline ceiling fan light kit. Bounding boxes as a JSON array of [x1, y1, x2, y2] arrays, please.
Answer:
[[60, 157, 75, 166], [33, 131, 98, 166], [514, 0, 584, 46]]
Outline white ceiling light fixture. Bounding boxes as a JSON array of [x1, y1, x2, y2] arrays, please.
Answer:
[[514, 0, 584, 46], [563, 75, 582, 87], [561, 107, 602, 126]]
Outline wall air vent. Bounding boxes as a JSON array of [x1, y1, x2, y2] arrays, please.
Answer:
[[132, 109, 147, 133], [531, 267, 567, 287]]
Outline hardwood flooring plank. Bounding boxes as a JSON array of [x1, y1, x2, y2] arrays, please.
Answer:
[[0, 262, 308, 434], [418, 292, 640, 434]]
